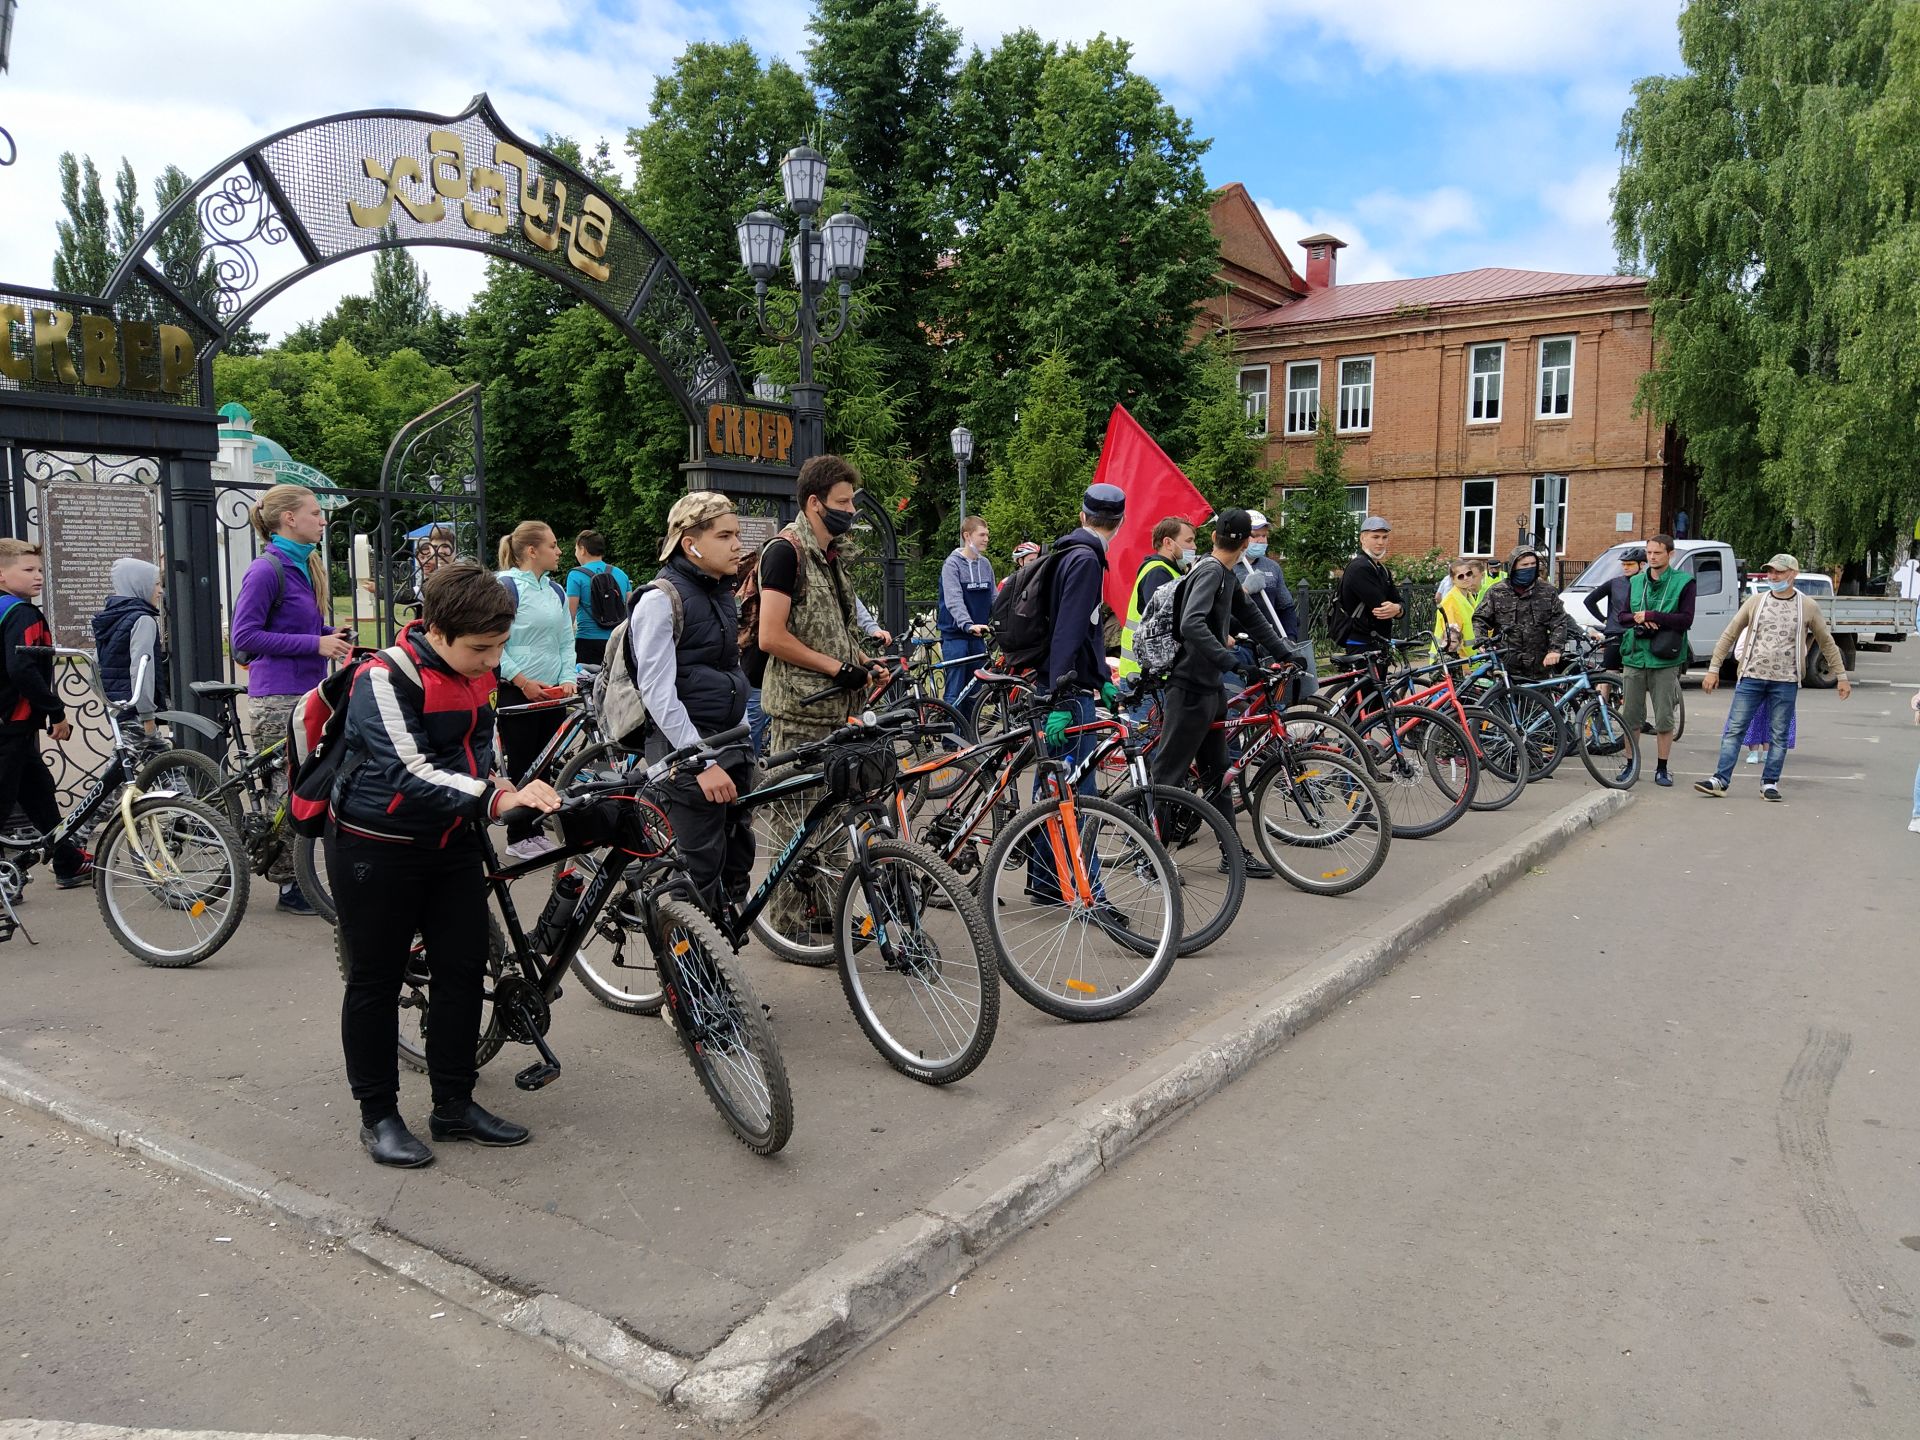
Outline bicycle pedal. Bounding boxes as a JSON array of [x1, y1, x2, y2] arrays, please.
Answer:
[[513, 1060, 562, 1091]]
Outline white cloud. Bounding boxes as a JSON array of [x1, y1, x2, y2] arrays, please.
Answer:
[[1255, 186, 1483, 289]]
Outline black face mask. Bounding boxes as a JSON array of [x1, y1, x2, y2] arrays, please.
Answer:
[[821, 505, 857, 538]]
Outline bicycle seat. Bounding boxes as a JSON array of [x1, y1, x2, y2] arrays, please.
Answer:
[[189, 681, 249, 700]]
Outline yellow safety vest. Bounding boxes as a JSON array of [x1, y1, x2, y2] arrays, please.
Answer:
[[1116, 554, 1180, 681]]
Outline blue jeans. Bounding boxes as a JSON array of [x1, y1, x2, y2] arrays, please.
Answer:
[[1027, 695, 1101, 901], [1714, 677, 1797, 785], [1911, 758, 1920, 820], [941, 635, 986, 709], [745, 688, 770, 756]]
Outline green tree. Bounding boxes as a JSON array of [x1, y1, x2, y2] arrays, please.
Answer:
[[284, 236, 462, 368], [110, 160, 145, 263], [949, 29, 1055, 234], [1615, 0, 1919, 566], [1280, 418, 1358, 588], [1182, 337, 1276, 513], [981, 344, 1093, 550], [948, 35, 1218, 460], [52, 153, 113, 295]]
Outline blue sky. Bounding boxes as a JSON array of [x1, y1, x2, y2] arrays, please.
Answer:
[[0, 0, 1685, 331]]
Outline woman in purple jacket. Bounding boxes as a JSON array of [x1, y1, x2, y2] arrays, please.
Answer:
[[231, 483, 352, 915]]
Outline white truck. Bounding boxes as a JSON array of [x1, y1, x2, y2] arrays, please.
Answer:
[[1560, 540, 1915, 687]]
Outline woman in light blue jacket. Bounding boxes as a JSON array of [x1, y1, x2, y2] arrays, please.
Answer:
[[495, 520, 575, 860]]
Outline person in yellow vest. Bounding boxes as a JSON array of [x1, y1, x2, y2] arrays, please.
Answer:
[[1433, 557, 1495, 656], [1115, 516, 1196, 692]]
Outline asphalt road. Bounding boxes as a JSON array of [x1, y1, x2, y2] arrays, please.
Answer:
[[6, 649, 1916, 1439]]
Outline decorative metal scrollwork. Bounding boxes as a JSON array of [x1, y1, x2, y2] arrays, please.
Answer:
[[42, 660, 112, 814], [195, 173, 291, 322], [0, 126, 16, 168]]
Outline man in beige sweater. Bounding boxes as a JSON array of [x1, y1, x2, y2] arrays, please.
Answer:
[[1695, 553, 1851, 801]]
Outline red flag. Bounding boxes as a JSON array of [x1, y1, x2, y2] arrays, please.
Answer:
[[1092, 404, 1214, 620]]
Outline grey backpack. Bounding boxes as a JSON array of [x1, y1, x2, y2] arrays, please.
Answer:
[[594, 578, 683, 747], [1130, 567, 1192, 678]]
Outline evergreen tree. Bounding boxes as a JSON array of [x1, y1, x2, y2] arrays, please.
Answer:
[[949, 29, 1055, 234], [52, 153, 113, 295], [284, 233, 462, 368], [110, 160, 145, 265], [981, 344, 1094, 550], [1280, 418, 1358, 588], [1183, 337, 1276, 514]]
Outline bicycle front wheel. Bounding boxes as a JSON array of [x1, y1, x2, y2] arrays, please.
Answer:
[[1354, 704, 1477, 839], [292, 834, 335, 923], [93, 795, 249, 967], [1460, 707, 1529, 812], [1249, 750, 1391, 896], [1108, 784, 1245, 956], [978, 791, 1182, 1022], [837, 839, 998, 1084], [1480, 685, 1566, 779], [657, 898, 793, 1155], [1574, 696, 1642, 790]]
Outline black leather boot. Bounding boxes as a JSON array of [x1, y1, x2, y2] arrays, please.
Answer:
[[428, 1100, 531, 1147], [360, 1114, 434, 1168]]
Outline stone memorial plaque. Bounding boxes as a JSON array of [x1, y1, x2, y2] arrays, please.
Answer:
[[736, 513, 779, 554], [42, 481, 162, 646]]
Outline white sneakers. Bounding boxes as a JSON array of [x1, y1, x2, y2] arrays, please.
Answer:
[[1908, 817, 1920, 834], [504, 835, 561, 863]]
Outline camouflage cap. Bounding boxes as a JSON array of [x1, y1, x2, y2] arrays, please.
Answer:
[[659, 491, 737, 561]]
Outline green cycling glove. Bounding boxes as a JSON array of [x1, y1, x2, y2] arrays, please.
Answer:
[[1100, 681, 1120, 710], [1044, 708, 1072, 748]]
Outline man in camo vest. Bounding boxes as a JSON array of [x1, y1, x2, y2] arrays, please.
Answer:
[[757, 454, 886, 945]]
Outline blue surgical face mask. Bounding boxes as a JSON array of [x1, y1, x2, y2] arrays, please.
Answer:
[[1246, 541, 1269, 561], [1512, 566, 1538, 588], [1181, 547, 1196, 569], [1767, 577, 1793, 594]]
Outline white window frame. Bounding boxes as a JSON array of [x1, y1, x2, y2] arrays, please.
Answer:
[[1468, 342, 1503, 425], [1460, 478, 1497, 557], [1536, 334, 1574, 419], [1239, 365, 1270, 436], [1530, 474, 1569, 556], [1336, 355, 1374, 434], [1284, 360, 1320, 436]]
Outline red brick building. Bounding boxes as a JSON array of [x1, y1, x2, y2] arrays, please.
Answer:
[[1214, 209, 1687, 579]]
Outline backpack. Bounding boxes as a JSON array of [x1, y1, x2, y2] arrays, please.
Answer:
[[735, 533, 807, 689], [1129, 567, 1192, 678], [284, 643, 422, 838], [586, 564, 627, 630], [594, 578, 683, 748], [232, 549, 288, 667], [989, 548, 1065, 670]]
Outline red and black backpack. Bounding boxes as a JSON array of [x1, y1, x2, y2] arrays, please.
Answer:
[[283, 644, 422, 837]]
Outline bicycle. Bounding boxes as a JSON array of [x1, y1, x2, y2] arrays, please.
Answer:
[[331, 722, 794, 1153], [1, 647, 249, 965], [1360, 645, 1531, 813], [1316, 642, 1480, 837], [1469, 640, 1640, 790]]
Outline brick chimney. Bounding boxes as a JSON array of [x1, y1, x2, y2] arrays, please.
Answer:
[[1299, 233, 1346, 290]]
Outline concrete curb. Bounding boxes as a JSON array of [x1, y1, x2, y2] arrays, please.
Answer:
[[0, 787, 1631, 1428]]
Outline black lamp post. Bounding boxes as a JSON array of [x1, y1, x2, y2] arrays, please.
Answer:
[[0, 0, 16, 74], [735, 145, 869, 470], [950, 424, 973, 541]]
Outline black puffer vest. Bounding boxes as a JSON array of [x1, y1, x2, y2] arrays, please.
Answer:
[[91, 595, 169, 707], [657, 555, 748, 732]]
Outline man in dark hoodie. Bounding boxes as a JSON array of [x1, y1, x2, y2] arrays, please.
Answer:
[[1473, 544, 1589, 679], [91, 557, 167, 725]]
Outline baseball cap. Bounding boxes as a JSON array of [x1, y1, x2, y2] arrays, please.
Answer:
[[1247, 510, 1270, 531], [1212, 508, 1253, 548], [1081, 482, 1127, 521], [659, 490, 737, 560], [1359, 515, 1391, 533], [1763, 553, 1800, 572]]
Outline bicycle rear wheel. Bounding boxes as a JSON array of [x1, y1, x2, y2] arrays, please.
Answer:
[[1354, 704, 1477, 838], [1108, 784, 1245, 956], [1248, 750, 1391, 896], [978, 791, 1182, 1022], [837, 839, 998, 1084], [133, 748, 240, 828], [1573, 697, 1642, 789], [1480, 685, 1566, 780], [1460, 707, 1529, 812], [292, 834, 334, 923], [569, 861, 664, 1015], [331, 908, 508, 1072], [555, 739, 643, 791], [657, 898, 793, 1154], [747, 781, 851, 967], [93, 795, 250, 967], [905, 697, 976, 803]]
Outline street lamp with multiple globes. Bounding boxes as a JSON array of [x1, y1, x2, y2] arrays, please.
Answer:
[[735, 144, 869, 469], [950, 424, 973, 544]]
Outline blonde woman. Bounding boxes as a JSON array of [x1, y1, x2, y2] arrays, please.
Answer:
[[495, 520, 575, 860], [231, 483, 352, 914]]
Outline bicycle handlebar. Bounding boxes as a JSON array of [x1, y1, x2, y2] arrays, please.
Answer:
[[497, 721, 754, 831]]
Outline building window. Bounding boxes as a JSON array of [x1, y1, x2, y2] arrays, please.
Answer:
[[1284, 361, 1320, 436], [1690, 549, 1723, 597], [1460, 478, 1496, 557], [1239, 366, 1269, 435], [1281, 484, 1370, 523], [1337, 356, 1373, 433], [1537, 335, 1574, 418], [1468, 343, 1503, 424], [1530, 474, 1569, 555]]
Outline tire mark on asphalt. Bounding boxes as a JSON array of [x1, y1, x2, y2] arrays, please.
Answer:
[[1777, 1025, 1920, 1381]]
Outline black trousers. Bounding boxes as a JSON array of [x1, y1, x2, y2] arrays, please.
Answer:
[[0, 727, 85, 877], [495, 702, 569, 841], [331, 829, 489, 1125], [1150, 683, 1229, 799], [645, 730, 753, 913]]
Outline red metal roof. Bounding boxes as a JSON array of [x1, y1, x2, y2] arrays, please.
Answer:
[[1237, 267, 1645, 329]]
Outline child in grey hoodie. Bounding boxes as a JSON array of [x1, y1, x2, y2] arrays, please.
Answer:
[[90, 557, 166, 720]]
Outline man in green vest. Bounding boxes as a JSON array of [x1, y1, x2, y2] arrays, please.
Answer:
[[756, 453, 886, 947], [1116, 516, 1195, 691], [1619, 532, 1695, 787]]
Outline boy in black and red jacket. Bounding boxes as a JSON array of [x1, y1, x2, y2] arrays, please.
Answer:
[[329, 559, 560, 1169], [0, 539, 91, 888]]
